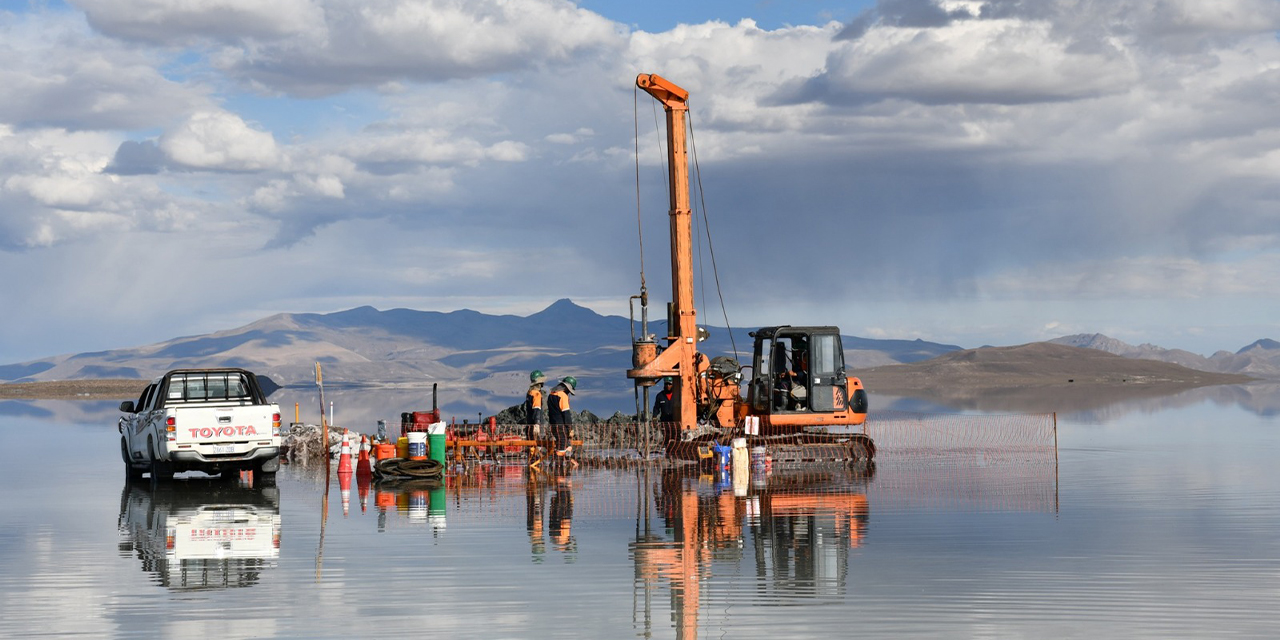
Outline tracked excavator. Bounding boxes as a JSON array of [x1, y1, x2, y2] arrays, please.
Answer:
[[626, 74, 875, 464]]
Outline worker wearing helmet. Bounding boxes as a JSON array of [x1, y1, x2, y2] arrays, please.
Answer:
[[652, 377, 675, 424], [524, 370, 546, 442], [548, 376, 577, 463]]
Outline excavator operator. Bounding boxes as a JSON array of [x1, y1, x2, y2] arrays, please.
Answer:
[[774, 343, 810, 411]]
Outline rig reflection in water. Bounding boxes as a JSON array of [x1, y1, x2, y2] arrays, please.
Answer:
[[631, 466, 872, 639], [325, 442, 1053, 640]]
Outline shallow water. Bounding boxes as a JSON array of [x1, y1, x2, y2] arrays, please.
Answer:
[[1, 395, 1277, 639]]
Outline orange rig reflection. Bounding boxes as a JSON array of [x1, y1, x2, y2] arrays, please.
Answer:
[[631, 466, 873, 640]]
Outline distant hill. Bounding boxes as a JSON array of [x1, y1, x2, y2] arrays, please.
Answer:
[[1050, 333, 1280, 378], [856, 342, 1253, 395]]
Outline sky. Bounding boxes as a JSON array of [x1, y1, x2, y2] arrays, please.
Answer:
[[3, 0, 1280, 365]]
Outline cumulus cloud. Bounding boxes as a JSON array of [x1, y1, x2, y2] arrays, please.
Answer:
[[159, 110, 281, 171], [74, 0, 326, 44], [628, 20, 835, 131], [0, 126, 200, 249], [837, 0, 977, 40], [0, 11, 207, 130], [77, 0, 624, 96], [808, 18, 1139, 106]]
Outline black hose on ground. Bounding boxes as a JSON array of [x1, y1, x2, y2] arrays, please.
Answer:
[[373, 457, 444, 480]]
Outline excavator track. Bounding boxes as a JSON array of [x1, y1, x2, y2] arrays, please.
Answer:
[[750, 433, 875, 465], [663, 432, 874, 465]]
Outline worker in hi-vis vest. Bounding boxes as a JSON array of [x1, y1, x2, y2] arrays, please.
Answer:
[[524, 369, 546, 442], [548, 376, 577, 463]]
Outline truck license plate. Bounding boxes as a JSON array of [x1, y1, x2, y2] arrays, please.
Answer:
[[213, 445, 237, 454]]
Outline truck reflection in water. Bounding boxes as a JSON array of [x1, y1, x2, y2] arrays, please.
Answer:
[[117, 477, 281, 591], [632, 466, 872, 640]]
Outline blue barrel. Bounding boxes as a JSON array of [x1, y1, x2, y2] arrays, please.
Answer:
[[713, 444, 732, 469]]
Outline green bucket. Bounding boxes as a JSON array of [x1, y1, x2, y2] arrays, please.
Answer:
[[428, 422, 446, 465]]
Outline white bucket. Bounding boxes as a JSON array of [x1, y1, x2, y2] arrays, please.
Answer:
[[407, 431, 427, 459]]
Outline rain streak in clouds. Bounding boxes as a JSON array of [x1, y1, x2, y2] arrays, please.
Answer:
[[2, 0, 1280, 362]]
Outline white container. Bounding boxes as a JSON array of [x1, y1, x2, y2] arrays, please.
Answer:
[[732, 440, 747, 483], [407, 431, 427, 459], [731, 438, 750, 486]]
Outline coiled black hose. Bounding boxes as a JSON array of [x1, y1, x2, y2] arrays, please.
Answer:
[[373, 457, 444, 480]]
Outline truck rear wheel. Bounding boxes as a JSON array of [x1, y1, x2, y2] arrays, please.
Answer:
[[122, 438, 144, 480], [148, 438, 173, 482]]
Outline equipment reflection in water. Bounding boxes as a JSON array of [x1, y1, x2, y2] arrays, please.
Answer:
[[631, 466, 872, 640], [364, 478, 444, 531], [117, 474, 281, 591], [320, 444, 1055, 639]]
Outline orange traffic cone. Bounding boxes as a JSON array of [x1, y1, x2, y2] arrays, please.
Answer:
[[356, 435, 372, 478], [339, 466, 351, 517], [337, 430, 353, 475], [357, 469, 371, 514]]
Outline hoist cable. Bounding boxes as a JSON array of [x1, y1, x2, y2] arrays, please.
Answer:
[[687, 108, 738, 358]]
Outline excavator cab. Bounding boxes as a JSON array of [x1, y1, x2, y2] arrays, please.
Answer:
[[748, 326, 864, 417]]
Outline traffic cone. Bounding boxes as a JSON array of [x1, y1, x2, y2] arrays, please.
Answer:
[[339, 467, 351, 517], [358, 469, 371, 514], [356, 435, 372, 478], [338, 429, 353, 475]]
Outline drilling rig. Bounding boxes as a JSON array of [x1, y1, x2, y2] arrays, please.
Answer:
[[626, 73, 875, 464]]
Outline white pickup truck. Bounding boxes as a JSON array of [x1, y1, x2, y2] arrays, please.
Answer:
[[119, 368, 281, 481]]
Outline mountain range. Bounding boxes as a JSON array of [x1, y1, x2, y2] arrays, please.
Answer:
[[1, 301, 1275, 416], [0, 299, 964, 415], [1049, 334, 1280, 377]]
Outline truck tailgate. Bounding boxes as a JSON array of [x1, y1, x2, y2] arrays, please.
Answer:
[[174, 405, 278, 444]]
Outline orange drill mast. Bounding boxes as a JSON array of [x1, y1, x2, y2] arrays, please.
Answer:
[[627, 73, 701, 433]]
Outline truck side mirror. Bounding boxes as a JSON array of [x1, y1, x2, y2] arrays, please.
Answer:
[[119, 401, 135, 413]]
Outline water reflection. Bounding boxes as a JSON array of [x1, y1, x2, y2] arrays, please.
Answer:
[[8, 380, 1280, 428], [116, 476, 281, 591], [368, 477, 447, 531], [632, 466, 872, 640], [874, 380, 1280, 421]]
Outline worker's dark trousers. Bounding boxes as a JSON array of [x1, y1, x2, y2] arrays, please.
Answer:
[[551, 423, 570, 451]]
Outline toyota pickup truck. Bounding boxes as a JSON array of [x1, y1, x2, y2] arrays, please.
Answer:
[[119, 368, 281, 481]]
